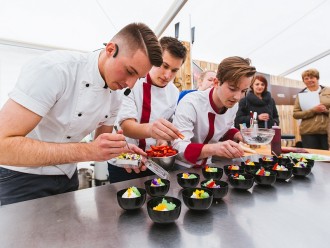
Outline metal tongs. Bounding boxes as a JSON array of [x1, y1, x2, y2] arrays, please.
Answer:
[[114, 125, 169, 179], [143, 158, 169, 179]]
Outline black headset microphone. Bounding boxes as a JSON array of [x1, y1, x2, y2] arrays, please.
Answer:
[[113, 44, 119, 58], [124, 88, 131, 96], [103, 44, 131, 96]]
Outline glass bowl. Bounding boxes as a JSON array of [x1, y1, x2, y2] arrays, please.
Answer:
[[241, 128, 275, 145]]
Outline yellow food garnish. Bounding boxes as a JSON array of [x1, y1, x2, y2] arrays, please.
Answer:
[[153, 203, 167, 211]]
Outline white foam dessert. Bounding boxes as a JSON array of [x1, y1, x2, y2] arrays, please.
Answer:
[[122, 187, 141, 198]]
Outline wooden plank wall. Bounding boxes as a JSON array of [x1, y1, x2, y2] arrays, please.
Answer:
[[194, 59, 218, 72], [175, 57, 306, 145], [270, 75, 305, 143], [174, 41, 192, 92]]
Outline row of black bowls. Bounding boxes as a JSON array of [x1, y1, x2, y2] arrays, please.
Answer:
[[224, 158, 313, 179], [117, 186, 214, 224], [116, 156, 314, 223], [147, 188, 216, 224]]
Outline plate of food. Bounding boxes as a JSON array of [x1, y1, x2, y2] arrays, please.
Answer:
[[283, 152, 330, 162], [109, 153, 142, 168]]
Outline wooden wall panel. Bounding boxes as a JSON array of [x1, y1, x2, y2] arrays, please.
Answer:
[[174, 41, 192, 91]]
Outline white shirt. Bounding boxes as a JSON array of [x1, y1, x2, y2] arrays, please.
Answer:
[[1, 50, 122, 178], [306, 86, 322, 93], [116, 74, 179, 150], [172, 87, 239, 168]]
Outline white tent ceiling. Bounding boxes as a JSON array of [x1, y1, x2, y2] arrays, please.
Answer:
[[1, 0, 330, 85]]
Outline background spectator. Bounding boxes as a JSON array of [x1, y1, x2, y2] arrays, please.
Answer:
[[235, 75, 279, 129], [293, 68, 330, 150]]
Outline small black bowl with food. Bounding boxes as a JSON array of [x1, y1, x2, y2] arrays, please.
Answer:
[[177, 172, 200, 189], [292, 161, 312, 177], [254, 169, 277, 186], [200, 179, 228, 200], [202, 165, 223, 180], [228, 173, 255, 190], [241, 161, 261, 174], [271, 163, 293, 181], [147, 196, 181, 224], [182, 187, 213, 210], [223, 164, 245, 176], [258, 156, 276, 170], [144, 178, 170, 197], [117, 187, 147, 210]]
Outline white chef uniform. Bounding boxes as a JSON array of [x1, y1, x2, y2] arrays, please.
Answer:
[[172, 87, 239, 168], [0, 50, 122, 178], [116, 73, 179, 151]]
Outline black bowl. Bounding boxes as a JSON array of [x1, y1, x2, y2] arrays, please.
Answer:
[[202, 166, 223, 180], [223, 164, 245, 176], [254, 170, 277, 186], [144, 179, 170, 197], [259, 157, 276, 170], [228, 173, 254, 190], [117, 187, 147, 210], [200, 179, 228, 199], [177, 173, 200, 188], [147, 196, 181, 224], [182, 188, 213, 210], [272, 166, 293, 181], [292, 166, 312, 177], [241, 161, 262, 174], [292, 158, 315, 168], [277, 156, 291, 165]]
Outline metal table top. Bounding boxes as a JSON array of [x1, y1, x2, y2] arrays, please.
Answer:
[[1, 160, 330, 248]]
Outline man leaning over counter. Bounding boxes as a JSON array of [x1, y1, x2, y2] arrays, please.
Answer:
[[0, 22, 163, 206]]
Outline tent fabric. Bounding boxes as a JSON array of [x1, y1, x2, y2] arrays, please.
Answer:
[[0, 0, 329, 106]]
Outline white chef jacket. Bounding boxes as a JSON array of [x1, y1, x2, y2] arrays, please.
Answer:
[[0, 50, 122, 178], [172, 87, 239, 168], [116, 74, 179, 151]]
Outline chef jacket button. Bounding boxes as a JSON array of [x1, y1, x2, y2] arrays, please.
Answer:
[[85, 83, 90, 87], [67, 136, 71, 139], [105, 115, 108, 118], [78, 113, 82, 117]]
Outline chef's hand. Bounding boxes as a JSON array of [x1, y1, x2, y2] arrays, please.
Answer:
[[147, 118, 182, 141], [124, 163, 147, 174], [91, 132, 131, 161], [156, 139, 168, 146], [122, 143, 147, 174], [233, 132, 244, 143], [214, 140, 244, 158], [125, 155, 147, 174], [258, 113, 269, 121], [91, 131, 147, 172]]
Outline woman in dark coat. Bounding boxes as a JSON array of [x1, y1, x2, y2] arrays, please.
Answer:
[[235, 75, 279, 129]]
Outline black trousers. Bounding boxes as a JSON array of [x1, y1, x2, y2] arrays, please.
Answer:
[[107, 162, 154, 183], [0, 167, 79, 206], [301, 134, 329, 150]]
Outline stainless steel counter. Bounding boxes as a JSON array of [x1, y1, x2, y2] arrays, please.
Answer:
[[1, 160, 330, 248]]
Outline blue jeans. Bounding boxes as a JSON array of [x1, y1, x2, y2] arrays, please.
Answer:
[[0, 167, 79, 206]]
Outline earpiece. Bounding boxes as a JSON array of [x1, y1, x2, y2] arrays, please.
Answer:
[[113, 44, 119, 58]]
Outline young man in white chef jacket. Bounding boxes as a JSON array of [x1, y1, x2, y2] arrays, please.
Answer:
[[172, 56, 256, 168], [108, 37, 187, 183], [0, 23, 163, 205]]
